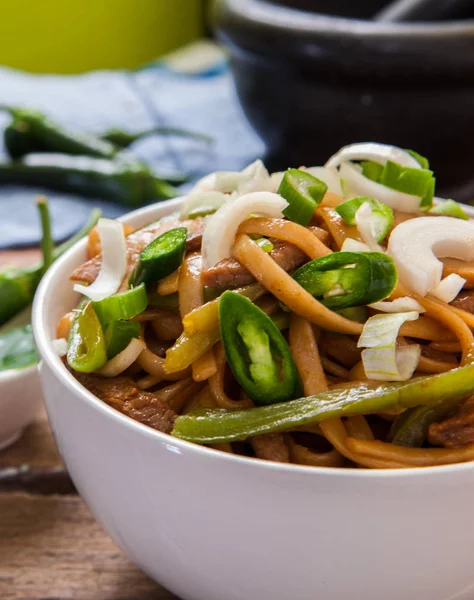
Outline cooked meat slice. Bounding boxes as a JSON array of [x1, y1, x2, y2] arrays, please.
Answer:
[[428, 395, 474, 448], [74, 372, 177, 433], [202, 240, 306, 288], [451, 291, 474, 315], [251, 433, 290, 463], [70, 215, 205, 285]]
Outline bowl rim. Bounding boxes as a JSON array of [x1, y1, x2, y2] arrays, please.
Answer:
[[33, 196, 474, 480], [215, 0, 474, 37]]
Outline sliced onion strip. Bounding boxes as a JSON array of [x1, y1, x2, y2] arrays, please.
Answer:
[[74, 218, 127, 302], [326, 142, 421, 170], [202, 191, 288, 268], [98, 338, 145, 378], [430, 273, 466, 304]]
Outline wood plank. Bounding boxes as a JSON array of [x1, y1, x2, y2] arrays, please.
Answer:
[[0, 492, 177, 600], [0, 248, 41, 268], [0, 406, 73, 494]]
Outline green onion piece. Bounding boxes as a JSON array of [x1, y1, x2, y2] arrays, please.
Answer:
[[129, 227, 187, 287], [187, 207, 217, 220], [67, 302, 107, 373], [92, 283, 147, 326], [335, 197, 394, 242], [36, 196, 54, 275], [407, 149, 430, 169], [378, 161, 435, 209], [105, 321, 140, 359], [278, 169, 327, 226], [429, 200, 469, 221], [360, 161, 383, 182], [255, 237, 274, 253], [0, 324, 37, 371]]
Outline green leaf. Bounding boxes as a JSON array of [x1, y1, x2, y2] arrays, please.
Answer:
[[0, 325, 37, 371]]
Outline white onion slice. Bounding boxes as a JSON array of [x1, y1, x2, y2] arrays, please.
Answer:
[[369, 297, 426, 313], [201, 191, 288, 268], [340, 162, 422, 213], [180, 191, 227, 218], [98, 338, 145, 378], [354, 203, 383, 252], [303, 166, 343, 196], [74, 218, 127, 302], [192, 160, 272, 196], [387, 216, 474, 297], [52, 338, 68, 357], [358, 311, 420, 382], [430, 273, 466, 303], [326, 142, 421, 170], [340, 238, 371, 253]]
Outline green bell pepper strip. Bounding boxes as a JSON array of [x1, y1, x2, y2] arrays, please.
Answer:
[[219, 292, 303, 406], [67, 302, 107, 373], [147, 292, 179, 311], [129, 227, 187, 287], [105, 321, 141, 359], [335, 197, 394, 243], [361, 161, 384, 182], [292, 251, 397, 310], [0, 207, 101, 326], [0, 154, 180, 206], [92, 283, 148, 326], [278, 169, 327, 226], [172, 363, 474, 444], [388, 389, 467, 447], [429, 200, 469, 221]]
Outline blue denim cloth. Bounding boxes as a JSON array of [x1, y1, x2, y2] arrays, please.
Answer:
[[0, 60, 264, 248]]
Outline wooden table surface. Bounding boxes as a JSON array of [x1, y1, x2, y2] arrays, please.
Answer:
[[0, 249, 178, 600]]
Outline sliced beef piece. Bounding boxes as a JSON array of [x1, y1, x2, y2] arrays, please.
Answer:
[[74, 372, 177, 434], [201, 225, 329, 289], [70, 215, 205, 285], [251, 433, 290, 463], [428, 395, 474, 448], [202, 239, 305, 288], [451, 291, 474, 315]]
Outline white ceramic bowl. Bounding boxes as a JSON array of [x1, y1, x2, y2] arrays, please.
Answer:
[[33, 198, 474, 600], [0, 364, 43, 450]]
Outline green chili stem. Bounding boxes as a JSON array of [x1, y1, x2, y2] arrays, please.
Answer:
[[36, 196, 54, 275]]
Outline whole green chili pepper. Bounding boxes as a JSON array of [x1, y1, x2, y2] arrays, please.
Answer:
[[67, 302, 107, 373], [1, 106, 211, 159], [219, 291, 302, 406], [292, 252, 397, 310], [101, 126, 212, 149], [0, 207, 101, 325], [172, 363, 474, 444], [0, 154, 180, 206], [129, 227, 188, 286], [2, 107, 118, 159]]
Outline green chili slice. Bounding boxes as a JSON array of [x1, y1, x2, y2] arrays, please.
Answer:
[[172, 363, 474, 444], [67, 302, 107, 373], [219, 292, 302, 406], [129, 227, 187, 287], [292, 251, 397, 310], [105, 321, 140, 359], [335, 197, 394, 242], [278, 169, 327, 226], [92, 283, 147, 326]]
